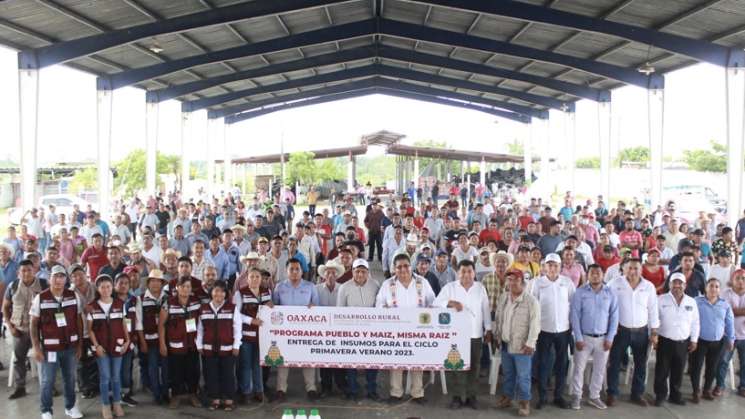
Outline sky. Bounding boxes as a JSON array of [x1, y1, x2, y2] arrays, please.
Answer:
[[0, 43, 729, 168]]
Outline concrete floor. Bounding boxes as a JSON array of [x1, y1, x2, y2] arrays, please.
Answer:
[[1, 354, 744, 419]]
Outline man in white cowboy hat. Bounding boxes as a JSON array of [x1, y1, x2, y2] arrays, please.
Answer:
[[316, 260, 347, 396], [231, 224, 251, 256], [235, 252, 261, 290], [389, 233, 419, 273], [483, 251, 513, 314]]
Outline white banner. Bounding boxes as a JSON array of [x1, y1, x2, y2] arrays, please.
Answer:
[[258, 306, 472, 371]]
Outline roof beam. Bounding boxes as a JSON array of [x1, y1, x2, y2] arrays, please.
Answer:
[[412, 0, 744, 67], [224, 86, 531, 124], [19, 0, 353, 69], [182, 63, 561, 112], [98, 19, 377, 90], [379, 18, 663, 89], [379, 46, 608, 101], [147, 46, 376, 102], [211, 76, 543, 119]]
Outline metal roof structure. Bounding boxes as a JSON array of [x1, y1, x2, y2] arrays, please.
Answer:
[[3, 0, 745, 124]]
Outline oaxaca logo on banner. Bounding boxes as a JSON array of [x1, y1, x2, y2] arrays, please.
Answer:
[[259, 306, 472, 371]]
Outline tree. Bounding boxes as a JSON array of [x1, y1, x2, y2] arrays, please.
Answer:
[[68, 167, 97, 193], [615, 146, 650, 166], [576, 157, 600, 168], [683, 140, 727, 172], [506, 138, 523, 155], [113, 149, 182, 196]]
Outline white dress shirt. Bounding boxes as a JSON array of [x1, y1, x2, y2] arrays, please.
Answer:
[[607, 276, 660, 329], [657, 293, 700, 342], [531, 275, 575, 333], [434, 281, 491, 338], [375, 275, 435, 308]]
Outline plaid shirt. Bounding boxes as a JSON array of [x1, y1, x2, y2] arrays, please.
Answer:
[[481, 272, 504, 314]]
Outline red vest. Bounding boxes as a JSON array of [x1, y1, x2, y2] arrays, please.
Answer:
[[122, 295, 138, 349], [88, 299, 127, 356], [165, 295, 200, 354], [237, 286, 272, 343], [38, 289, 80, 352], [139, 292, 164, 343], [199, 302, 236, 356]]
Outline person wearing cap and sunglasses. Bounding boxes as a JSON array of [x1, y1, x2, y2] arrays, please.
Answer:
[[87, 274, 130, 419], [30, 264, 85, 419], [532, 253, 576, 409], [653, 272, 699, 407]]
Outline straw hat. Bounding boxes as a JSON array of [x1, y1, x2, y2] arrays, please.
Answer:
[[490, 250, 514, 267], [318, 261, 345, 278]]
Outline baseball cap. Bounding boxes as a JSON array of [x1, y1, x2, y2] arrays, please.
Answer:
[[67, 263, 85, 275], [436, 249, 449, 257], [50, 265, 68, 277], [416, 254, 432, 264], [669, 272, 686, 284], [505, 268, 524, 278], [544, 253, 561, 264], [352, 259, 369, 270]]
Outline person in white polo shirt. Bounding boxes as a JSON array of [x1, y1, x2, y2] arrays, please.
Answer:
[[653, 272, 699, 407], [605, 258, 660, 407], [531, 253, 576, 409], [434, 259, 492, 410], [375, 253, 435, 404]]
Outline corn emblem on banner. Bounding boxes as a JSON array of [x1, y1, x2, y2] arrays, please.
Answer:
[[258, 306, 472, 370]]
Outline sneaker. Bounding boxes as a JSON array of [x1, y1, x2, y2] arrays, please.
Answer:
[[367, 392, 380, 401], [121, 393, 139, 407], [554, 397, 571, 409], [571, 396, 581, 410], [65, 406, 84, 418], [41, 413, 53, 419], [464, 397, 478, 410], [588, 398, 607, 410]]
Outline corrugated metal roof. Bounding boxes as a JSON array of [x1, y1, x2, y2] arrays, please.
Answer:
[[0, 0, 743, 121]]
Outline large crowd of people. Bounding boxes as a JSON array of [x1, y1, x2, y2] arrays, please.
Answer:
[[1, 186, 745, 419]]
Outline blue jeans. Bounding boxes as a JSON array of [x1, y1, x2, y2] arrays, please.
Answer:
[[346, 369, 378, 396], [716, 339, 745, 390], [40, 348, 77, 414], [501, 345, 532, 401], [120, 350, 133, 392], [238, 342, 262, 394], [607, 326, 649, 397], [536, 330, 570, 400], [145, 348, 168, 402], [97, 355, 123, 405]]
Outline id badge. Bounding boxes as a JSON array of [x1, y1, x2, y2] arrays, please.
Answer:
[[185, 318, 197, 333], [124, 318, 132, 332], [47, 351, 57, 363], [55, 312, 67, 328]]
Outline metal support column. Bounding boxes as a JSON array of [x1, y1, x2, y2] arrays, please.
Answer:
[[726, 66, 745, 226], [538, 118, 550, 180], [223, 122, 231, 194], [414, 152, 419, 204], [347, 151, 354, 193], [597, 101, 612, 201], [206, 118, 218, 198], [523, 122, 532, 185], [145, 101, 159, 196], [565, 111, 577, 194], [18, 68, 40, 211], [647, 89, 665, 208], [480, 157, 486, 187], [96, 87, 113, 218], [180, 111, 192, 195]]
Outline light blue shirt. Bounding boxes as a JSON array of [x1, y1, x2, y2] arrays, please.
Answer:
[[273, 279, 319, 306], [222, 244, 241, 278], [570, 283, 619, 343], [695, 296, 735, 343], [206, 247, 229, 280]]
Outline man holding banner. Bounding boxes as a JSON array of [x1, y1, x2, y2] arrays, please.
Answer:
[[434, 259, 492, 410], [272, 258, 320, 402], [375, 253, 436, 404], [336, 259, 382, 400]]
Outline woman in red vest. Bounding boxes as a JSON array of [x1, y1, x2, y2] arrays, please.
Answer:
[[197, 280, 242, 410], [233, 267, 270, 403], [159, 276, 201, 409], [86, 274, 130, 419]]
